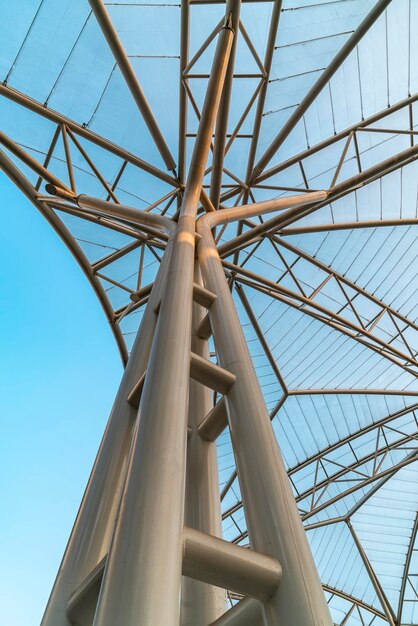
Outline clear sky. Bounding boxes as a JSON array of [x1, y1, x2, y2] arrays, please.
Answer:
[[0, 172, 123, 626]]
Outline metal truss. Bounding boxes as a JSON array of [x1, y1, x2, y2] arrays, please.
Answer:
[[223, 401, 418, 536], [1, 0, 418, 624]]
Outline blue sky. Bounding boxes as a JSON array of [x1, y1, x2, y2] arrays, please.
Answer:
[[0, 172, 123, 626]]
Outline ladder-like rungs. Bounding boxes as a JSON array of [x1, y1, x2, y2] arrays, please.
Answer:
[[193, 282, 217, 308], [197, 396, 228, 442], [190, 352, 235, 394], [195, 312, 212, 339], [127, 354, 232, 408], [127, 371, 146, 408], [183, 527, 281, 601], [66, 556, 106, 625], [64, 528, 281, 622]]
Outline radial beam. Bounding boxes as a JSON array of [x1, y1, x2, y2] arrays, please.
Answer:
[[243, 0, 282, 186], [218, 142, 418, 258], [88, 0, 176, 171], [251, 0, 394, 180], [0, 83, 177, 186], [280, 217, 418, 235], [178, 0, 190, 184], [347, 521, 397, 626], [224, 258, 418, 375], [246, 92, 418, 185], [397, 510, 418, 624]]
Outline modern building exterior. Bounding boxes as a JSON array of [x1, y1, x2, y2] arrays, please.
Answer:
[[1, 0, 417, 624]]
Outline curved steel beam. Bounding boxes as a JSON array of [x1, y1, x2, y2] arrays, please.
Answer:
[[397, 510, 418, 624], [222, 401, 418, 527], [0, 148, 129, 364]]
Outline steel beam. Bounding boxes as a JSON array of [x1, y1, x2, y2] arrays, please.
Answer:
[[211, 597, 263, 626], [280, 217, 418, 236], [243, 0, 282, 186], [88, 0, 176, 171], [253, 93, 418, 185], [218, 144, 418, 259], [0, 83, 177, 186], [397, 510, 418, 624], [178, 0, 190, 184], [0, 129, 72, 193], [222, 260, 418, 375], [235, 283, 287, 393], [197, 396, 228, 442], [252, 0, 394, 180], [347, 521, 397, 626], [209, 1, 241, 208]]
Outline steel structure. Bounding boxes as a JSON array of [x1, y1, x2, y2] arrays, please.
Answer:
[[1, 0, 418, 624]]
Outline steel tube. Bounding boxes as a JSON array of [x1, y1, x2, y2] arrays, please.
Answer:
[[0, 83, 177, 186], [211, 597, 263, 626], [209, 2, 241, 209], [252, 0, 394, 180], [219, 142, 418, 258], [178, 0, 190, 184], [181, 266, 226, 626], [243, 0, 282, 186], [196, 193, 333, 625], [88, 0, 176, 171], [75, 193, 175, 235], [44, 188, 175, 237], [347, 521, 397, 626], [0, 129, 72, 193], [254, 93, 418, 185], [182, 527, 282, 600], [41, 239, 174, 626], [281, 217, 418, 235], [197, 396, 228, 442], [92, 16, 235, 625]]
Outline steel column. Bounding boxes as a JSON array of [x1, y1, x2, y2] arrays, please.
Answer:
[[91, 15, 235, 625], [209, 1, 241, 208], [181, 265, 226, 626], [41, 239, 174, 626], [196, 194, 333, 626]]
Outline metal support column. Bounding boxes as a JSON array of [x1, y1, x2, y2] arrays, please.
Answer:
[[91, 14, 235, 626], [181, 267, 226, 625], [196, 192, 333, 626], [41, 240, 174, 626]]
